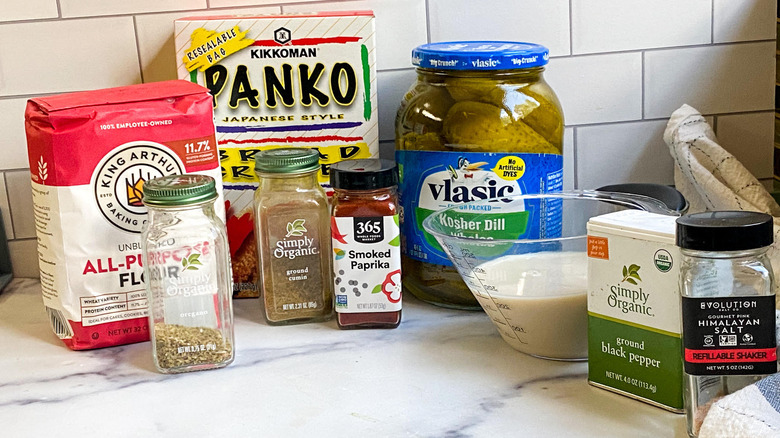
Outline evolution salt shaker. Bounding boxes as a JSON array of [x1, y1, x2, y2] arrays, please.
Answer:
[[677, 211, 777, 437], [142, 174, 235, 373]]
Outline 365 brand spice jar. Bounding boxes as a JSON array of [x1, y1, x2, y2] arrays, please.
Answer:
[[330, 159, 402, 329], [254, 148, 334, 325], [396, 41, 564, 309], [677, 211, 777, 437], [142, 174, 235, 373]]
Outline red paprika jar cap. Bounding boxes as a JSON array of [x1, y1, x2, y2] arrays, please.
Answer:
[[330, 159, 398, 191]]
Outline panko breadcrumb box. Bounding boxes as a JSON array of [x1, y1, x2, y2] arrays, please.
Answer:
[[175, 11, 378, 298]]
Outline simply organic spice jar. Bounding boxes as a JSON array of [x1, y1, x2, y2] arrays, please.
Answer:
[[330, 159, 402, 329], [254, 148, 334, 325], [396, 41, 565, 309], [141, 174, 235, 374]]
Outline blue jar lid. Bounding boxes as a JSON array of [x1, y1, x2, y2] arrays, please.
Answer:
[[412, 41, 549, 71]]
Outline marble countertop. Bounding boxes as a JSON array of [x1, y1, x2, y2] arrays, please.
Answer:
[[0, 279, 686, 437]]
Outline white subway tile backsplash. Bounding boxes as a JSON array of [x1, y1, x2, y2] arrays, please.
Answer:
[[572, 0, 710, 54], [546, 53, 642, 125], [8, 239, 38, 278], [60, 0, 206, 18], [576, 120, 674, 189], [0, 18, 141, 96], [284, 0, 427, 71], [377, 69, 417, 142], [0, 174, 13, 240], [135, 6, 281, 84], [0, 98, 30, 171], [0, 0, 58, 23], [715, 111, 775, 180], [5, 170, 35, 240], [645, 42, 775, 118], [714, 0, 776, 43], [563, 128, 575, 190], [428, 0, 571, 57]]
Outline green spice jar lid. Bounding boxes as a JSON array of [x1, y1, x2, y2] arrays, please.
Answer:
[[142, 174, 218, 207], [255, 148, 320, 174]]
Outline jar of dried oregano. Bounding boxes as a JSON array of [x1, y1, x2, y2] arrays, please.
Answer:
[[142, 174, 235, 373]]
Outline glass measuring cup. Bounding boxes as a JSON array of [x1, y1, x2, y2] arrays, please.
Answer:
[[422, 191, 676, 360]]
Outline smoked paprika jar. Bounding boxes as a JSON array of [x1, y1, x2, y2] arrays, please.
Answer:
[[330, 159, 402, 329]]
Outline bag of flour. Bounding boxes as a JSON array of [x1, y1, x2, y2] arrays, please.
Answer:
[[25, 80, 224, 350]]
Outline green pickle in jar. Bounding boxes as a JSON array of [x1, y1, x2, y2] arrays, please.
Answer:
[[396, 41, 564, 309]]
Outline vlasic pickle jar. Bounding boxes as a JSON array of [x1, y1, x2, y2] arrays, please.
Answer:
[[396, 41, 564, 309]]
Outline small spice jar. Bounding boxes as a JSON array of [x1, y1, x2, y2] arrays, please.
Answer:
[[330, 159, 402, 329], [142, 174, 235, 374], [677, 211, 777, 437], [254, 148, 333, 325]]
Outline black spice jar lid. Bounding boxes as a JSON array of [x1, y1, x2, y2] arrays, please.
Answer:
[[676, 211, 774, 251], [330, 159, 398, 191]]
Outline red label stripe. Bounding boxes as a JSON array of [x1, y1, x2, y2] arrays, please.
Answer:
[[251, 36, 361, 46], [685, 348, 777, 363]]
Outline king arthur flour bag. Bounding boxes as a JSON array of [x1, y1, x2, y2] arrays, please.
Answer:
[[25, 80, 224, 350], [175, 12, 379, 297]]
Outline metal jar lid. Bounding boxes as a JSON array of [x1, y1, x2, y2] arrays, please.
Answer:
[[142, 174, 217, 207], [254, 148, 320, 174]]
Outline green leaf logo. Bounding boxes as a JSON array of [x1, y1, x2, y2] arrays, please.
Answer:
[[371, 284, 382, 294], [621, 264, 641, 285], [286, 219, 307, 237], [182, 253, 202, 271]]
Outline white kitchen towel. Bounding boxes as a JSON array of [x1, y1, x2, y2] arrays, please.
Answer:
[[663, 104, 780, 281], [699, 374, 780, 438]]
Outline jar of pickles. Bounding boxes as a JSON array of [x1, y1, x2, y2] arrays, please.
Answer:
[[396, 41, 564, 309]]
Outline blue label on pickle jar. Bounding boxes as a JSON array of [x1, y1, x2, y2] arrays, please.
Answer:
[[396, 150, 563, 266]]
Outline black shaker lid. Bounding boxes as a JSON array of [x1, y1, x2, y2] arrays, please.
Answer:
[[676, 211, 774, 251], [330, 159, 398, 190]]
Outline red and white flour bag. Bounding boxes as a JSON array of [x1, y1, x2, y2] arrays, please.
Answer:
[[24, 80, 224, 350]]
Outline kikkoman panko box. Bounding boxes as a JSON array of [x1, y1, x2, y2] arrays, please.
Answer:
[[175, 11, 378, 298]]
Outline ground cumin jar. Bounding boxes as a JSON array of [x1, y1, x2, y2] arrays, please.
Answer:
[[254, 148, 333, 325], [396, 41, 564, 309], [330, 159, 401, 329]]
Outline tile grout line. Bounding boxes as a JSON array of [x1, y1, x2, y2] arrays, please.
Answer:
[[711, 0, 715, 43], [425, 0, 432, 43], [132, 16, 145, 83], [0, 172, 14, 240], [572, 127, 578, 190], [4, 171, 19, 242], [568, 0, 573, 55], [56, 0, 63, 18], [641, 51, 645, 120]]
